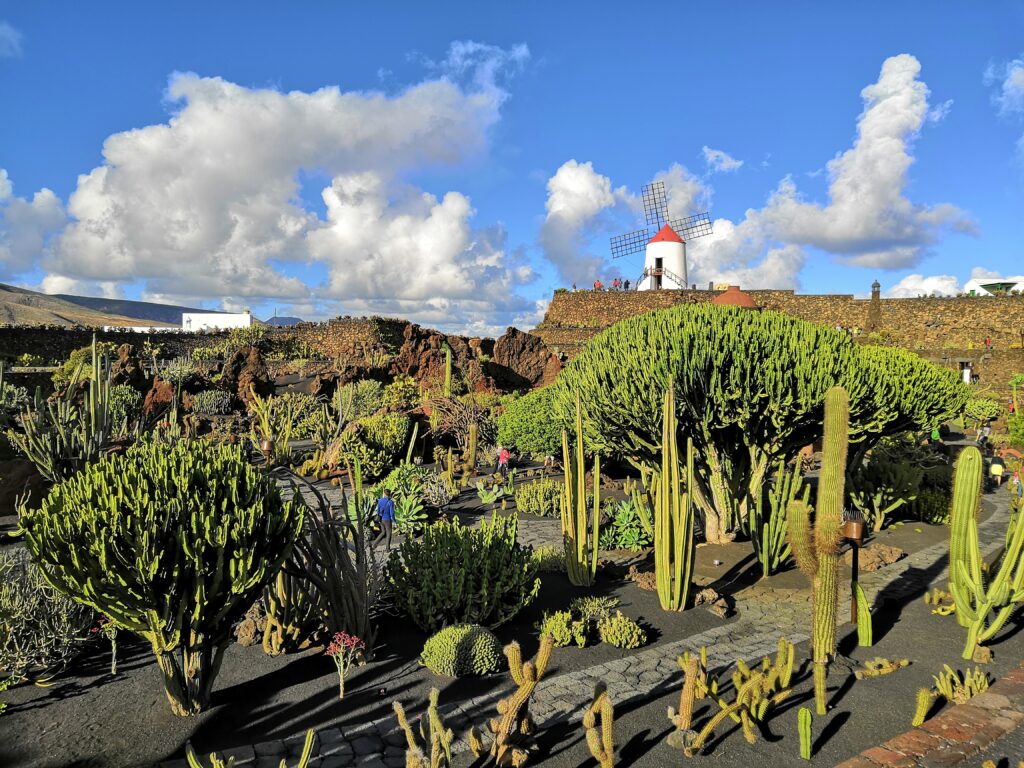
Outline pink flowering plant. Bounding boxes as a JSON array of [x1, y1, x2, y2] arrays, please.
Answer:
[[89, 615, 119, 675], [325, 631, 365, 699]]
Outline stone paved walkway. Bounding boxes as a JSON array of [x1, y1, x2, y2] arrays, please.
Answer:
[[162, 489, 1011, 768]]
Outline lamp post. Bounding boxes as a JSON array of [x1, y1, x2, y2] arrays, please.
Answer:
[[841, 508, 866, 623]]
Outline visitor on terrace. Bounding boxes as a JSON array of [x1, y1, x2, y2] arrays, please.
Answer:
[[593, 279, 603, 291], [373, 488, 395, 550], [497, 445, 511, 479]]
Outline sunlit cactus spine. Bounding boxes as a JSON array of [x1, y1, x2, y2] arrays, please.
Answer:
[[798, 707, 812, 760], [653, 386, 695, 611], [787, 386, 848, 715], [912, 688, 935, 726], [394, 688, 454, 768], [560, 394, 600, 587], [947, 445, 1024, 660], [583, 685, 615, 768], [467, 422, 478, 470], [262, 568, 319, 656]]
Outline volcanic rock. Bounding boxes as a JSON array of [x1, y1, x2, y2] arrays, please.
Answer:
[[845, 543, 906, 572], [222, 346, 274, 403]]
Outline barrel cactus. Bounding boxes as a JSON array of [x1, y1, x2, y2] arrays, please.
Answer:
[[19, 438, 304, 715], [420, 624, 503, 677]]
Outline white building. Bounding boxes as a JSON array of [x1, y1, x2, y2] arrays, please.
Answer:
[[182, 311, 253, 332], [637, 225, 688, 291], [962, 276, 1024, 296]]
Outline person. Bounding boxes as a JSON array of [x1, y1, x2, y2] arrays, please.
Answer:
[[373, 489, 395, 550], [612, 277, 620, 290], [498, 445, 511, 480], [593, 279, 603, 291], [985, 337, 992, 350], [493, 445, 503, 474], [572, 282, 576, 292], [624, 279, 630, 291], [977, 421, 992, 450]]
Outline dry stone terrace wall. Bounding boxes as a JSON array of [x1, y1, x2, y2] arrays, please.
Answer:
[[0, 326, 229, 364], [270, 317, 405, 360]]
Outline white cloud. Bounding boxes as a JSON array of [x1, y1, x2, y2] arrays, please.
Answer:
[[22, 42, 532, 332], [885, 273, 961, 297], [0, 169, 66, 279], [986, 53, 1024, 157], [928, 98, 954, 123], [702, 146, 743, 173], [0, 21, 21, 58]]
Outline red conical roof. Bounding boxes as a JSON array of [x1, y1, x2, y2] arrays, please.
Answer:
[[712, 285, 758, 309], [648, 224, 683, 244]]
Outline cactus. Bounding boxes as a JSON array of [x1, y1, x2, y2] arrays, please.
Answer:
[[947, 445, 1024, 660], [467, 422, 478, 470], [787, 386, 848, 715], [19, 439, 304, 716], [853, 582, 873, 647], [560, 395, 600, 587], [652, 386, 696, 611], [583, 685, 614, 768], [667, 649, 719, 750], [912, 687, 935, 726], [933, 664, 990, 704], [924, 587, 956, 615], [186, 729, 315, 768], [262, 568, 320, 656], [406, 420, 420, 464], [445, 447, 454, 483], [394, 688, 454, 768], [854, 657, 909, 679], [683, 637, 795, 756], [749, 460, 808, 577], [468, 634, 555, 766], [798, 707, 812, 760], [443, 345, 452, 398]]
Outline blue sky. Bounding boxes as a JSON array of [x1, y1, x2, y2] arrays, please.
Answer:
[[1, 2, 1023, 333]]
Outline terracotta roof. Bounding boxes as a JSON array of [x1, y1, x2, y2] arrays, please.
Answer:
[[712, 285, 758, 308], [648, 224, 683, 244]]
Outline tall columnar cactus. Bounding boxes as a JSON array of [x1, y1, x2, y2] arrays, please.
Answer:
[[798, 707, 812, 760], [262, 568, 320, 656], [788, 386, 849, 715], [948, 445, 1024, 660], [653, 386, 696, 611], [406, 420, 420, 464], [19, 438, 304, 716], [560, 395, 600, 587], [467, 422, 478, 470], [443, 345, 453, 398], [583, 685, 615, 768], [394, 688, 454, 768], [469, 634, 555, 766], [749, 460, 808, 578]]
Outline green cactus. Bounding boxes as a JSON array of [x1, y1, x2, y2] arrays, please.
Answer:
[[652, 386, 696, 611], [262, 568, 320, 656], [560, 394, 600, 587], [19, 438, 304, 716], [186, 729, 315, 768], [787, 386, 848, 715], [749, 460, 808, 577], [583, 685, 615, 768], [443, 345, 452, 398], [467, 422, 478, 470], [948, 445, 1024, 660], [912, 687, 935, 726], [798, 707, 812, 760], [406, 420, 420, 464], [394, 688, 454, 768], [854, 582, 873, 647]]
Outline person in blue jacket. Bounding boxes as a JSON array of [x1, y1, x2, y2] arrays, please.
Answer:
[[373, 488, 395, 550]]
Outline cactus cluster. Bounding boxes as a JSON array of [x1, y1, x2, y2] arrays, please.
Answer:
[[583, 685, 615, 768], [186, 730, 315, 768], [262, 568, 320, 656], [854, 657, 909, 679], [947, 445, 1024, 660], [560, 395, 600, 587], [749, 460, 808, 578], [420, 624, 503, 678], [787, 386, 849, 715], [469, 635, 555, 767], [933, 663, 990, 704], [394, 688, 454, 768]]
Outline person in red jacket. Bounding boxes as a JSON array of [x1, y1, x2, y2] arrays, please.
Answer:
[[498, 446, 511, 480]]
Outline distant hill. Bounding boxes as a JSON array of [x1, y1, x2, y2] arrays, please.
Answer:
[[0, 282, 175, 328], [264, 315, 304, 326], [53, 294, 220, 326]]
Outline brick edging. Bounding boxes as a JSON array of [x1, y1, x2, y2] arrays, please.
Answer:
[[835, 661, 1024, 767]]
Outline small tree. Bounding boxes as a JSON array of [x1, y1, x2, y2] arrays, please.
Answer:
[[19, 439, 304, 715]]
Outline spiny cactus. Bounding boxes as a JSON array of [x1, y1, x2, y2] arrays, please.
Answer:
[[912, 687, 935, 727], [262, 568, 320, 656], [467, 422, 478, 470], [798, 707, 812, 760], [560, 395, 600, 587], [749, 460, 808, 578], [924, 587, 956, 615], [583, 685, 614, 768], [443, 345, 452, 398], [854, 657, 909, 679], [933, 664, 990, 704], [652, 386, 696, 611], [394, 688, 454, 768], [948, 445, 1024, 660], [787, 386, 849, 715], [468, 634, 555, 766], [853, 582, 873, 647], [186, 729, 315, 768]]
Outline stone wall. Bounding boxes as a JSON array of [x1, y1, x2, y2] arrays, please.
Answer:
[[0, 326, 229, 365], [271, 318, 406, 361]]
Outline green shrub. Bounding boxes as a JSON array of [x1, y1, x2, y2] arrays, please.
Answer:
[[19, 438, 304, 715], [387, 514, 540, 632], [598, 499, 652, 551], [160, 357, 197, 385], [334, 379, 384, 423], [52, 342, 118, 387], [420, 624, 503, 677], [532, 545, 566, 573], [912, 489, 951, 524], [514, 477, 562, 517], [1010, 415, 1024, 449], [497, 387, 561, 459], [421, 471, 458, 508], [108, 384, 143, 433], [597, 611, 647, 649], [0, 547, 93, 683], [536, 610, 588, 648], [325, 431, 387, 480], [0, 376, 28, 428], [360, 411, 410, 461], [277, 392, 322, 439], [382, 374, 420, 410], [192, 389, 234, 416]]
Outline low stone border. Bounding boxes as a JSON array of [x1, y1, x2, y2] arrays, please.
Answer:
[[836, 661, 1024, 768]]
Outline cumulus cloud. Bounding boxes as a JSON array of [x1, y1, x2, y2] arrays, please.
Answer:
[[702, 146, 743, 173], [885, 273, 961, 297], [0, 170, 66, 280], [21, 41, 533, 332], [986, 53, 1024, 156], [0, 21, 21, 58]]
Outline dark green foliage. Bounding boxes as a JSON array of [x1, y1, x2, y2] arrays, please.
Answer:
[[420, 624, 503, 677], [387, 514, 540, 633], [0, 547, 93, 683], [108, 384, 143, 434], [497, 387, 561, 459], [1010, 414, 1024, 448], [19, 438, 304, 715]]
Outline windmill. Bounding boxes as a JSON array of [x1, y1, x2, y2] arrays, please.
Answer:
[[609, 180, 713, 290]]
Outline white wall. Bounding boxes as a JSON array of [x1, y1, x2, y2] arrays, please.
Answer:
[[638, 240, 686, 291], [182, 312, 253, 331]]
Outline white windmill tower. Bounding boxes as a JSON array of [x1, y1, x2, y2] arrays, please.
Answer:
[[609, 181, 713, 290]]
